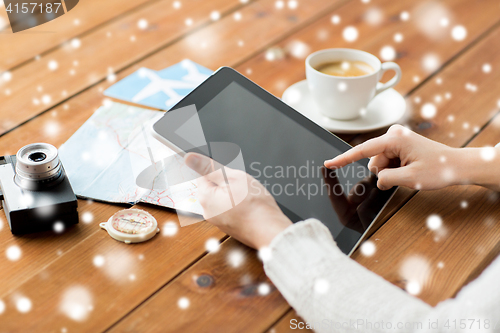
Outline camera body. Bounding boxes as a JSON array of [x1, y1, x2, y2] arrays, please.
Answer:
[[0, 143, 78, 234]]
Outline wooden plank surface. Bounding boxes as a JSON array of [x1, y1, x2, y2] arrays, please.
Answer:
[[240, 0, 500, 98], [108, 238, 290, 333], [0, 0, 338, 137], [2, 0, 500, 331], [0, 0, 159, 70], [0, 0, 345, 330], [0, 205, 225, 332], [0, 0, 248, 135], [111, 0, 500, 328]]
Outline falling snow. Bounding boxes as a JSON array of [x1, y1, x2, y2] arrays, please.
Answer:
[[465, 83, 478, 92], [286, 40, 310, 59], [0, 299, 5, 314], [360, 240, 376, 256], [422, 53, 440, 72], [137, 19, 148, 30], [16, 297, 32, 313], [482, 63, 492, 73], [406, 280, 421, 295], [59, 286, 93, 322], [287, 0, 298, 10], [342, 26, 358, 42], [426, 214, 442, 230], [42, 94, 52, 105], [227, 249, 245, 268], [399, 255, 430, 296], [461, 200, 468, 209], [82, 212, 93, 223], [380, 46, 396, 61], [258, 283, 271, 295], [265, 47, 285, 61], [258, 247, 272, 262], [107, 73, 117, 82], [337, 82, 347, 92], [6, 245, 22, 261], [275, 0, 284, 10], [393, 33, 403, 43], [364, 8, 383, 26], [178, 297, 190, 309], [2, 71, 12, 82], [451, 25, 467, 41], [53, 222, 65, 233], [421, 103, 437, 119], [70, 38, 81, 49], [331, 15, 340, 25], [210, 11, 220, 21], [173, 1, 181, 9], [93, 255, 105, 267], [48, 60, 59, 71], [205, 238, 220, 253], [480, 147, 496, 161], [400, 11, 410, 21], [314, 278, 330, 294], [162, 221, 178, 236]]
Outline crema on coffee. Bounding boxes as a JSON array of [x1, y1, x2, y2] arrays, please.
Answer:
[[316, 60, 374, 77]]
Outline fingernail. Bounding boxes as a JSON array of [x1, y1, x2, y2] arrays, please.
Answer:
[[185, 154, 201, 169]]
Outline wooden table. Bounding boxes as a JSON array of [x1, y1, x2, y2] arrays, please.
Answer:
[[1, 0, 500, 331]]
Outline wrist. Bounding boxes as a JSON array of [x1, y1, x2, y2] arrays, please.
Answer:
[[255, 214, 292, 249], [450, 147, 500, 190]]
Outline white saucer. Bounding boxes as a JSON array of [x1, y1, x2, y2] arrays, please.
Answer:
[[282, 80, 406, 134]]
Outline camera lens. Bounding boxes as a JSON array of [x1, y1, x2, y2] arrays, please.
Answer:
[[15, 143, 63, 190], [28, 152, 47, 162]]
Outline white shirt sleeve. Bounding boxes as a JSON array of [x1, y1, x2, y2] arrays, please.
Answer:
[[263, 219, 500, 332]]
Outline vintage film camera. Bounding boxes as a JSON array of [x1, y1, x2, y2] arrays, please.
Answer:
[[0, 143, 78, 234]]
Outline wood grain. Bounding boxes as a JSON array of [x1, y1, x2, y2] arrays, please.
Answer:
[[351, 22, 500, 147], [0, 0, 246, 134], [2, 0, 500, 331], [238, 0, 500, 98], [0, 0, 159, 70], [0, 204, 225, 332], [0, 0, 338, 136], [108, 238, 290, 333], [113, 0, 500, 328]]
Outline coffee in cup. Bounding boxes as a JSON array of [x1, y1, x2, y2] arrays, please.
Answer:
[[316, 60, 375, 77], [306, 49, 402, 120]]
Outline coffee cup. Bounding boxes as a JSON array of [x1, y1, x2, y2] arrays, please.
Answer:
[[305, 48, 402, 120]]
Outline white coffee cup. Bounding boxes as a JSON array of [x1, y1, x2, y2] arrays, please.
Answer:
[[305, 48, 402, 120]]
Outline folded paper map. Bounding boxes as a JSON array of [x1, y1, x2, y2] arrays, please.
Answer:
[[59, 60, 215, 216], [59, 101, 203, 215]]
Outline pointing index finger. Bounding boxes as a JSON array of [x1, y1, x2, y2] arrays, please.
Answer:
[[324, 136, 389, 168]]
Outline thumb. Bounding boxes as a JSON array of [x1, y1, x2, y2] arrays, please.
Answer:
[[184, 153, 226, 185], [376, 167, 413, 190]]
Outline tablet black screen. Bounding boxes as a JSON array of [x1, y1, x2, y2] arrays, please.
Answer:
[[154, 68, 395, 255]]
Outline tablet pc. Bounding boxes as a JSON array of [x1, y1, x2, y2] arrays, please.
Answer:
[[152, 67, 396, 255]]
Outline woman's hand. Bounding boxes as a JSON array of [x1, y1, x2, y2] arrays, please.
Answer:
[[324, 125, 462, 191], [184, 153, 293, 249]]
